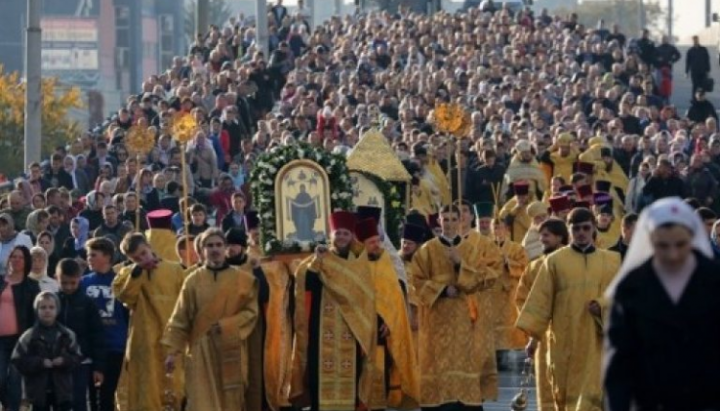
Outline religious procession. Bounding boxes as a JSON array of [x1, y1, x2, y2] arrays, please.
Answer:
[[3, 1, 720, 411]]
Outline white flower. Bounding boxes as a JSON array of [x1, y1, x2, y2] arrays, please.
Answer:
[[268, 166, 277, 174], [282, 239, 294, 248], [263, 212, 273, 220], [316, 154, 323, 162], [298, 149, 305, 159], [331, 193, 339, 200], [299, 241, 311, 252], [265, 242, 273, 252]]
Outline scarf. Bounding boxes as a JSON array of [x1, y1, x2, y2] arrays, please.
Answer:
[[72, 216, 90, 251]]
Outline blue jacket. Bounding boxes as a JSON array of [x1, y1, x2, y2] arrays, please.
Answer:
[[80, 271, 129, 354]]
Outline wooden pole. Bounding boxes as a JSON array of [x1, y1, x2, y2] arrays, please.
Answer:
[[135, 154, 143, 232], [180, 144, 191, 263], [456, 140, 462, 207]]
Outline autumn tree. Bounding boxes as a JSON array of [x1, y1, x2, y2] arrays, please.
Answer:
[[0, 65, 83, 177]]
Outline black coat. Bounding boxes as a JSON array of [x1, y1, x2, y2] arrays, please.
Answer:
[[0, 277, 41, 334], [687, 99, 718, 123], [11, 323, 83, 407], [604, 252, 720, 411], [465, 163, 506, 204], [58, 290, 106, 373], [686, 45, 711, 76], [641, 174, 686, 204]]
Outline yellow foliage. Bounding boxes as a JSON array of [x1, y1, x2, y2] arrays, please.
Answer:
[[0, 64, 84, 176]]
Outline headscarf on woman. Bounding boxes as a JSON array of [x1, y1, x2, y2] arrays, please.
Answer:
[[711, 220, 720, 259], [25, 210, 46, 237], [72, 216, 90, 251], [65, 155, 79, 189], [606, 197, 713, 299]]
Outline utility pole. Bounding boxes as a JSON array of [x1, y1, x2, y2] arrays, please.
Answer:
[[197, 0, 209, 36], [334, 0, 343, 16], [256, 0, 269, 58], [24, 0, 42, 169], [706, 0, 712, 27], [667, 0, 673, 40]]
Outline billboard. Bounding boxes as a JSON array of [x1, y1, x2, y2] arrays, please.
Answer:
[[41, 18, 99, 86]]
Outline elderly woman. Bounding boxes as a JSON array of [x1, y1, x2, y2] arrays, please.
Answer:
[[64, 155, 91, 195], [79, 191, 105, 231], [28, 246, 59, 292], [23, 209, 50, 244], [0, 245, 41, 411], [604, 197, 720, 411]]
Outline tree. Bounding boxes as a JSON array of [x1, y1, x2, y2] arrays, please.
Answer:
[[184, 0, 232, 40], [555, 0, 665, 38], [0, 65, 83, 177]]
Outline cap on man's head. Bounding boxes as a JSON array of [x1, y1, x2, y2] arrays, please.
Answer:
[[0, 213, 13, 227], [595, 180, 612, 193], [146, 209, 173, 230], [244, 210, 260, 231], [402, 223, 426, 244], [329, 211, 356, 232], [225, 228, 248, 247], [473, 202, 495, 219], [557, 132, 574, 145], [513, 181, 530, 196], [515, 140, 532, 153], [593, 193, 613, 206], [356, 206, 382, 225], [576, 184, 593, 198], [527, 201, 548, 219], [575, 161, 595, 175], [549, 196, 572, 213], [355, 218, 379, 242]]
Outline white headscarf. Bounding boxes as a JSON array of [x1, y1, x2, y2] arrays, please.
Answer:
[[605, 197, 713, 298], [378, 223, 408, 286]]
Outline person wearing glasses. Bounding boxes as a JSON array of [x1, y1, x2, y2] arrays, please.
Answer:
[[516, 207, 621, 411]]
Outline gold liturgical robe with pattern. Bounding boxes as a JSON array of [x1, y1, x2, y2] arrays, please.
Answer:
[[516, 246, 620, 411], [112, 260, 186, 411], [290, 252, 377, 411], [364, 251, 420, 410], [490, 240, 529, 350], [515, 256, 554, 411], [410, 233, 500, 407], [162, 265, 260, 411]]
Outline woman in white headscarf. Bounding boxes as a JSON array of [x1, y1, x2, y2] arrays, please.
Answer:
[[603, 197, 720, 411]]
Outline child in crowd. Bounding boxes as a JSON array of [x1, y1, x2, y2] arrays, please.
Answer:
[[11, 291, 83, 411]]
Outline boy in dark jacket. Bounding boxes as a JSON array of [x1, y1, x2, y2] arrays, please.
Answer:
[[12, 291, 83, 411], [57, 258, 106, 411]]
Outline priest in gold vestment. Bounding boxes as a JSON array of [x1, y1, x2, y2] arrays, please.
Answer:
[[515, 218, 569, 411], [112, 233, 186, 411], [145, 209, 180, 262], [410, 205, 500, 410], [498, 181, 532, 243], [289, 211, 377, 411], [162, 228, 260, 411], [516, 208, 620, 411], [356, 218, 420, 410], [490, 219, 529, 351]]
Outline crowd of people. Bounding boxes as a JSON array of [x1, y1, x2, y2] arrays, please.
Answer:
[[3, 0, 720, 410]]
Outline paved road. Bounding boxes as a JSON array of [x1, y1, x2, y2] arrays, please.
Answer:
[[484, 350, 538, 411], [672, 46, 720, 114]]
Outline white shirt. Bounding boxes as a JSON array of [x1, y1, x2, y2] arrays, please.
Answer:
[[29, 272, 60, 293], [653, 254, 697, 304]]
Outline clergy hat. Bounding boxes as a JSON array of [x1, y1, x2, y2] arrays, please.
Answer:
[[225, 228, 248, 247], [428, 213, 440, 230], [549, 196, 572, 213], [147, 209, 173, 230], [559, 185, 575, 195], [356, 206, 382, 224], [595, 180, 612, 193], [402, 224, 426, 244], [244, 210, 260, 231], [573, 200, 591, 209], [527, 201, 548, 218], [513, 181, 530, 196], [355, 218, 379, 242], [329, 211, 357, 232], [593, 193, 613, 206], [406, 213, 429, 230], [598, 202, 614, 216], [576, 184, 593, 198], [473, 202, 495, 218], [575, 161, 595, 175]]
